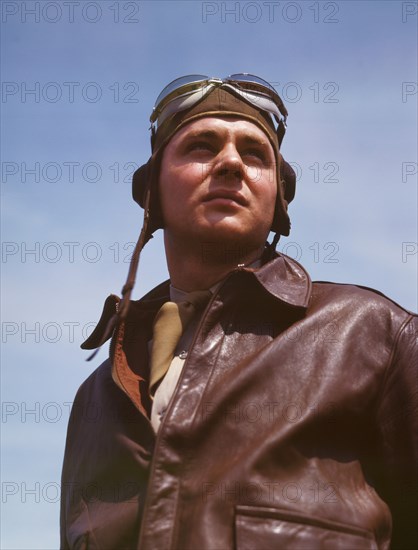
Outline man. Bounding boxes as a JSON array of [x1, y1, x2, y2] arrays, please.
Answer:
[[61, 75, 417, 549]]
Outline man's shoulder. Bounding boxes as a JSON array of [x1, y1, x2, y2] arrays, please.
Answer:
[[80, 280, 170, 352], [307, 280, 417, 342], [311, 279, 415, 315], [258, 253, 416, 319], [72, 357, 113, 403], [70, 357, 146, 421]]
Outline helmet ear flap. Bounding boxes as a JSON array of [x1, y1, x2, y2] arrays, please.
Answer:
[[271, 157, 296, 237], [132, 154, 165, 235], [271, 194, 290, 236], [281, 158, 296, 203], [132, 159, 152, 208]]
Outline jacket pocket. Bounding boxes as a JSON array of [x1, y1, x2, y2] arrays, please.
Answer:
[[72, 534, 89, 550], [65, 498, 99, 550], [234, 505, 378, 550]]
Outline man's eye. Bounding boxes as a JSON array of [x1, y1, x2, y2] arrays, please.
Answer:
[[242, 149, 267, 162], [188, 142, 214, 152]]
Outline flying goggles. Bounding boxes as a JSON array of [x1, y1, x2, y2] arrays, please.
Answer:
[[150, 73, 288, 147]]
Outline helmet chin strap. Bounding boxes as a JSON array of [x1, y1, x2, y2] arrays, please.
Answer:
[[270, 232, 280, 254], [120, 177, 282, 323], [87, 193, 280, 362], [118, 189, 152, 321], [85, 184, 153, 362], [262, 232, 280, 264], [89, 143, 283, 361]]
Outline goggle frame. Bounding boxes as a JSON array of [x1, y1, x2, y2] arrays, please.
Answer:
[[150, 73, 288, 147]]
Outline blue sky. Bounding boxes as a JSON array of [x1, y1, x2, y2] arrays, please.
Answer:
[[1, 1, 417, 547]]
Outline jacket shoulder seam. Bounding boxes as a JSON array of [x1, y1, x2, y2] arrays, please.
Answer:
[[312, 281, 415, 315], [376, 313, 415, 416]]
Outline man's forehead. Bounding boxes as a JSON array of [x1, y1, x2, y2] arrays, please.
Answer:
[[172, 116, 272, 143]]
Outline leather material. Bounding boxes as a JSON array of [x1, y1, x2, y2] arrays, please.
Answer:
[[152, 87, 281, 154], [80, 294, 120, 350], [235, 506, 380, 549], [61, 254, 417, 549]]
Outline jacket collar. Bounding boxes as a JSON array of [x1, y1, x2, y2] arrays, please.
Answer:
[[244, 253, 312, 309], [134, 253, 311, 312], [81, 253, 311, 351]]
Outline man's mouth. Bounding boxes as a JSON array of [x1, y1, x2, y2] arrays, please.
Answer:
[[203, 190, 248, 206]]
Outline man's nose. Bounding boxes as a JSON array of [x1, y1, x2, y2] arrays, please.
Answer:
[[213, 143, 244, 180]]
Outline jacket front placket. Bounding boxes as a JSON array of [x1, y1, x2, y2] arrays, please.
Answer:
[[136, 258, 311, 549]]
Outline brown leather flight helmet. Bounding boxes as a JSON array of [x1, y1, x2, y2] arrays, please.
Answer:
[[114, 79, 297, 327], [132, 85, 296, 245]]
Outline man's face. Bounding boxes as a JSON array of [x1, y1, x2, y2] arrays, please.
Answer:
[[159, 116, 277, 254]]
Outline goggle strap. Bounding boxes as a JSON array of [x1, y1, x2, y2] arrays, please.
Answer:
[[152, 85, 216, 127], [223, 84, 283, 120], [277, 119, 286, 147], [151, 81, 287, 137]]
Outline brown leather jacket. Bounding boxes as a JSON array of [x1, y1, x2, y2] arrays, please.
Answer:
[[60, 254, 417, 549]]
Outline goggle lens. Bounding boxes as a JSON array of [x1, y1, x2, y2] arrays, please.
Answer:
[[150, 74, 288, 148], [154, 74, 209, 108], [228, 73, 278, 94]]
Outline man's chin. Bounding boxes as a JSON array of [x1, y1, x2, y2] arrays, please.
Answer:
[[195, 222, 246, 241]]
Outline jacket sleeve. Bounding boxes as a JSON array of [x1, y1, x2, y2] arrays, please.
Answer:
[[60, 402, 74, 550], [376, 314, 418, 550], [59, 382, 93, 550]]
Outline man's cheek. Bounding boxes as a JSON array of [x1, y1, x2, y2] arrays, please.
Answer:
[[246, 165, 263, 182], [190, 162, 211, 180]]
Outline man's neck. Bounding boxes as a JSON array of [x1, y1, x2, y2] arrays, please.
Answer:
[[164, 237, 266, 292]]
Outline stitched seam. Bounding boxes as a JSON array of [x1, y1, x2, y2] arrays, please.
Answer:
[[375, 313, 414, 421], [79, 497, 101, 548], [235, 504, 375, 540], [168, 479, 183, 550], [190, 313, 230, 428]]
